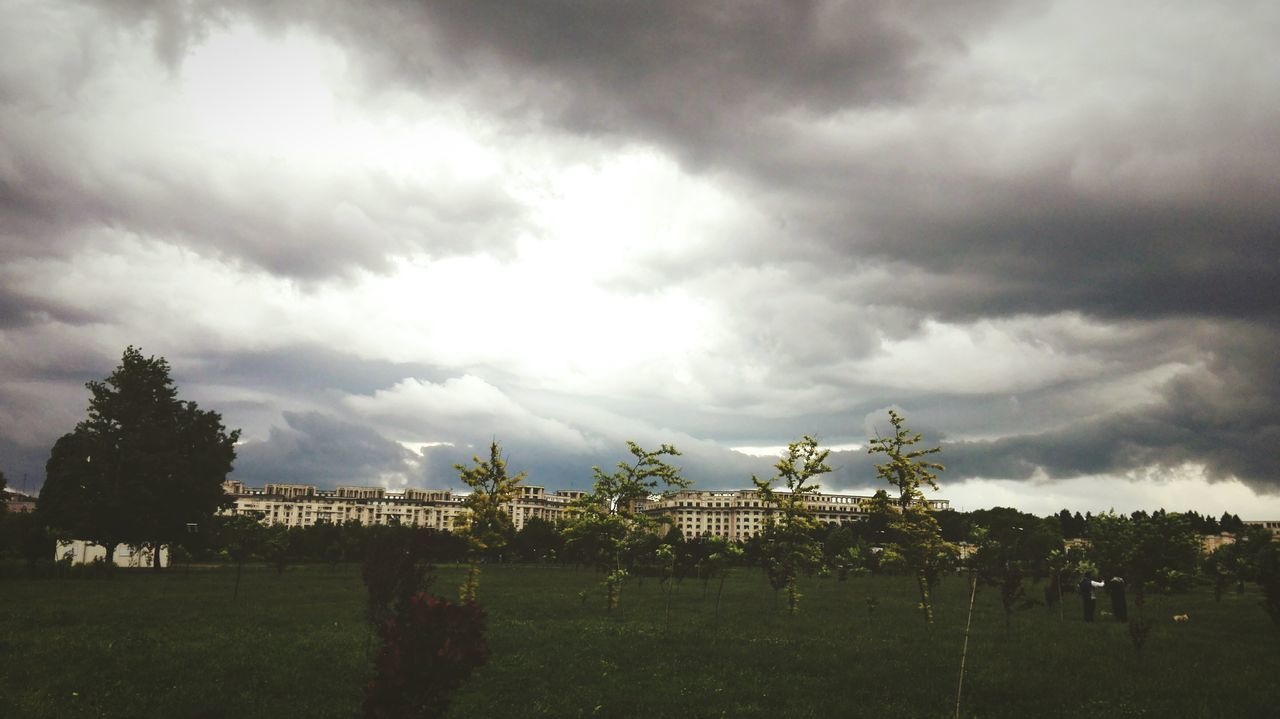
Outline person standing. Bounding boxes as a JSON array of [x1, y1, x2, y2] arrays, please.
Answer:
[[1079, 573, 1105, 621], [1106, 576, 1128, 622]]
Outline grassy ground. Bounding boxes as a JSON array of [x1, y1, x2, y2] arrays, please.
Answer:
[[2, 564, 1278, 718]]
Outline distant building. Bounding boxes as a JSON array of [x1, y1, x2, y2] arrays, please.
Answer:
[[219, 480, 583, 531], [636, 488, 949, 542], [219, 480, 943, 540], [1245, 520, 1280, 538], [56, 540, 169, 568], [2, 488, 36, 514], [1201, 533, 1236, 553]]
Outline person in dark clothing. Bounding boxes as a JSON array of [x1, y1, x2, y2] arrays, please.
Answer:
[[1106, 577, 1128, 622], [1079, 573, 1105, 621]]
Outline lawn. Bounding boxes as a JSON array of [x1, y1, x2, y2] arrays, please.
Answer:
[[2, 564, 1277, 718]]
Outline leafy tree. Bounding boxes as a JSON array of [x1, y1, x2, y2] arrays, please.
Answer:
[[40, 347, 239, 568], [752, 436, 830, 614], [212, 514, 264, 600], [1088, 510, 1200, 656], [968, 517, 1059, 634], [1253, 539, 1280, 625], [867, 410, 955, 624], [453, 441, 525, 601], [510, 516, 563, 563], [565, 441, 688, 612], [699, 537, 745, 640]]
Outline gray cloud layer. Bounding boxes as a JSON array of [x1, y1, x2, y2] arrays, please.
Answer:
[[3, 0, 1279, 505]]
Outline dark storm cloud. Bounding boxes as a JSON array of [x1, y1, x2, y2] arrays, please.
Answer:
[[93, 0, 1021, 152], [940, 326, 1280, 492], [0, 286, 99, 329], [231, 411, 419, 487], [847, 179, 1280, 324], [192, 345, 451, 397]]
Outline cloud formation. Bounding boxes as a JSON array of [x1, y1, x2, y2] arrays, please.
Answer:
[[2, 0, 1279, 513]]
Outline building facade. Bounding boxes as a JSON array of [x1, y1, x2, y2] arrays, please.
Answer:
[[221, 480, 947, 540], [635, 489, 949, 542], [220, 480, 586, 531]]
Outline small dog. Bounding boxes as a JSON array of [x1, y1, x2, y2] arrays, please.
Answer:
[[1172, 613, 1189, 622]]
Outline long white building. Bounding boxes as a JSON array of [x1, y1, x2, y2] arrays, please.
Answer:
[[636, 489, 949, 542], [220, 480, 586, 532], [222, 480, 947, 542]]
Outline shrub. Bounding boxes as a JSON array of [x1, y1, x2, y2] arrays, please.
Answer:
[[363, 592, 490, 719]]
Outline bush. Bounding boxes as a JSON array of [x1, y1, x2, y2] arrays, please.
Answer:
[[363, 592, 490, 719]]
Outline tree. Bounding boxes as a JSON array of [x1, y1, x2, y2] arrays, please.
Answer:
[[565, 441, 688, 611], [867, 410, 955, 624], [752, 436, 829, 614], [212, 514, 264, 601], [40, 347, 239, 568], [454, 441, 525, 601], [1088, 510, 1201, 656]]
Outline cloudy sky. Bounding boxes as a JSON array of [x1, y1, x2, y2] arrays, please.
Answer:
[[2, 0, 1278, 517]]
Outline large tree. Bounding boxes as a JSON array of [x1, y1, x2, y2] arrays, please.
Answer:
[[39, 346, 239, 568]]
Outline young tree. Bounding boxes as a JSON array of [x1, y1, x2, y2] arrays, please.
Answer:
[[40, 347, 239, 568], [453, 441, 525, 601], [867, 410, 955, 624], [565, 441, 688, 611], [752, 436, 830, 614]]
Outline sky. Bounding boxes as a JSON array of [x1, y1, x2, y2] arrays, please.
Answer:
[[2, 0, 1278, 518]]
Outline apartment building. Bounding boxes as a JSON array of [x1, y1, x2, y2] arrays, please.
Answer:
[[221, 481, 946, 541], [636, 489, 950, 542], [1245, 520, 1280, 538], [220, 480, 584, 531]]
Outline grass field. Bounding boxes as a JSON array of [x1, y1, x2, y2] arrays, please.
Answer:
[[2, 564, 1278, 718]]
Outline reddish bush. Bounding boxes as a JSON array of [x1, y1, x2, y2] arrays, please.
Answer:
[[363, 592, 490, 719]]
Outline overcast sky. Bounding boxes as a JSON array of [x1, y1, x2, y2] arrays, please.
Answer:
[[2, 0, 1278, 517]]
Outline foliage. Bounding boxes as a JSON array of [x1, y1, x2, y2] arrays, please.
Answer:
[[867, 410, 955, 624], [565, 441, 688, 612], [751, 435, 830, 613], [1087, 510, 1201, 595], [1088, 510, 1202, 656], [361, 528, 431, 633], [39, 347, 239, 565], [454, 440, 525, 558], [1253, 539, 1280, 625], [867, 409, 943, 507], [510, 516, 563, 562], [453, 441, 525, 601], [363, 590, 489, 719], [602, 569, 628, 612]]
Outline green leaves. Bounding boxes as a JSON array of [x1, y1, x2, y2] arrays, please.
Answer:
[[867, 410, 943, 506], [454, 441, 526, 556], [41, 347, 239, 557], [752, 436, 830, 614], [865, 411, 953, 624]]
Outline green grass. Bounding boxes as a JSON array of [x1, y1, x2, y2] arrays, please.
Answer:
[[2, 565, 1278, 718]]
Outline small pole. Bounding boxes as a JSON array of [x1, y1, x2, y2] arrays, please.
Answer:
[[955, 571, 979, 719]]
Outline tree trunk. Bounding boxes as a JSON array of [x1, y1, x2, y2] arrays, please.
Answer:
[[152, 543, 163, 571]]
